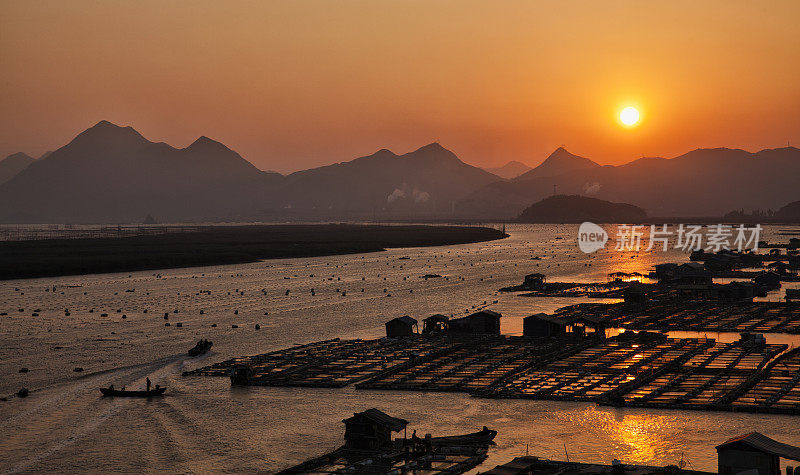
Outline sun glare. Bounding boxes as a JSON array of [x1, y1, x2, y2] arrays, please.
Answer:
[[620, 107, 640, 126]]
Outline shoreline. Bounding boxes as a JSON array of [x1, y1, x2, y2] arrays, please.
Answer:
[[0, 224, 508, 280]]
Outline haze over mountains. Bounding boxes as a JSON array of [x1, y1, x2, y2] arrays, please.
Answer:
[[1, 121, 797, 223], [482, 161, 531, 179], [0, 152, 37, 185]]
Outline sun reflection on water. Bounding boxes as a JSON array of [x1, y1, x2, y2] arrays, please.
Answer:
[[568, 407, 682, 463]]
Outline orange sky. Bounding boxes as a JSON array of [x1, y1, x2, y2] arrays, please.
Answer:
[[1, 1, 798, 173]]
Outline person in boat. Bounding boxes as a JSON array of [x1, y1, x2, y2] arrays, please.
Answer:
[[146, 378, 151, 392], [108, 384, 114, 391]]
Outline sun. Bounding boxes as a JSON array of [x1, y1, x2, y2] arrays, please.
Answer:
[[620, 106, 640, 126]]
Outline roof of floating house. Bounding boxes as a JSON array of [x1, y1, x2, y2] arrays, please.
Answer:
[[342, 409, 408, 431], [388, 316, 417, 325], [470, 310, 502, 318], [716, 432, 800, 461], [424, 314, 449, 322], [524, 313, 564, 324]]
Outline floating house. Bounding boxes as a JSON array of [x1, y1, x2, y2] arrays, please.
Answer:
[[754, 271, 782, 291], [716, 432, 800, 475], [654, 263, 679, 279], [523, 273, 546, 290], [623, 285, 647, 304], [342, 408, 408, 451], [422, 314, 449, 334], [523, 313, 567, 337], [449, 310, 502, 334], [385, 316, 418, 338], [523, 313, 605, 338], [675, 262, 713, 284], [786, 289, 800, 302]]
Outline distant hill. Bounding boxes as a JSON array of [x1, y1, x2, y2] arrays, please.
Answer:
[[458, 146, 800, 218], [513, 147, 600, 181], [0, 152, 36, 185], [776, 200, 800, 220], [0, 121, 282, 223], [483, 160, 531, 179], [516, 195, 647, 223], [277, 143, 500, 216]]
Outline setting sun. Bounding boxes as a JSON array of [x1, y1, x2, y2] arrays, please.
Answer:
[[620, 107, 640, 126]]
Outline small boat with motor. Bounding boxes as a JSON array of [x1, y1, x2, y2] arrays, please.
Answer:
[[100, 386, 166, 397]]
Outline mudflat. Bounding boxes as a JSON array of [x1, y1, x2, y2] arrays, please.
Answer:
[[0, 224, 507, 280]]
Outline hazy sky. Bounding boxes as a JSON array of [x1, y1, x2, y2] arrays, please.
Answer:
[[1, 1, 798, 172]]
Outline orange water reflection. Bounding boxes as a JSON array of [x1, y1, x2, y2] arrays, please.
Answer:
[[567, 406, 681, 463]]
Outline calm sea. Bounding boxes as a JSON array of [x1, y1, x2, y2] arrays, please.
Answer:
[[1, 224, 798, 473]]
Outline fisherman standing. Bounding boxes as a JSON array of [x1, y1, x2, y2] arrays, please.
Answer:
[[146, 377, 151, 392]]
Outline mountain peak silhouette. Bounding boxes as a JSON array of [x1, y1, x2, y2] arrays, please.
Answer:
[[186, 135, 230, 152], [71, 120, 148, 148], [514, 147, 599, 181]]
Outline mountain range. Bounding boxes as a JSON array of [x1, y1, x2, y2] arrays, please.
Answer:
[[0, 121, 281, 222], [0, 120, 797, 223], [0, 122, 498, 222], [457, 146, 799, 218]]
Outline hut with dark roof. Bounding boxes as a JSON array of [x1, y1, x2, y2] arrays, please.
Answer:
[[342, 409, 408, 451], [448, 310, 501, 334], [422, 314, 449, 334], [716, 432, 800, 475], [385, 316, 418, 338]]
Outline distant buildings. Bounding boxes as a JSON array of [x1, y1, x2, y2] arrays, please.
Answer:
[[387, 310, 502, 337]]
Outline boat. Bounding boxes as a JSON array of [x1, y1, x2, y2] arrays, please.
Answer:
[[188, 339, 213, 356], [429, 426, 497, 446], [100, 387, 166, 397]]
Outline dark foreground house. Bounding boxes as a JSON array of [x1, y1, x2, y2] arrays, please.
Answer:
[[342, 409, 408, 451], [523, 313, 567, 338], [716, 432, 800, 475], [422, 314, 449, 334], [385, 316, 418, 338], [449, 310, 501, 334]]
